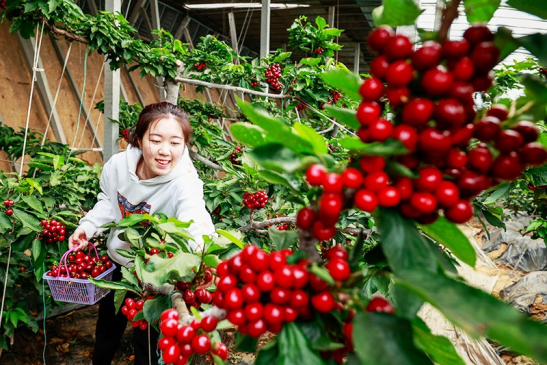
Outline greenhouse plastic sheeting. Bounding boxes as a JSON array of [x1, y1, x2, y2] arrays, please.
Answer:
[[501, 271, 547, 320]]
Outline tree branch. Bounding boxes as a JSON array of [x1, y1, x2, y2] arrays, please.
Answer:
[[239, 217, 296, 233], [437, 0, 463, 43], [298, 229, 322, 263], [44, 23, 88, 44], [175, 76, 292, 99], [171, 292, 226, 324], [188, 149, 224, 171]]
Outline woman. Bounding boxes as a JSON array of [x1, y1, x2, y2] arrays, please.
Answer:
[[68, 101, 215, 364]]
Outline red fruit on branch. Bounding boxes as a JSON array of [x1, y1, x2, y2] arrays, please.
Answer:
[[386, 61, 414, 88], [366, 297, 395, 314], [356, 101, 382, 126], [402, 98, 434, 126], [422, 67, 454, 96], [411, 41, 442, 71], [384, 35, 413, 61], [367, 27, 393, 53], [359, 77, 384, 101]]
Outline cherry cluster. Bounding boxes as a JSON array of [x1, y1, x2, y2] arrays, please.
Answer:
[[121, 297, 150, 330], [251, 77, 260, 88], [314, 47, 324, 55], [194, 61, 207, 71], [329, 89, 341, 104], [265, 63, 283, 91], [175, 267, 215, 310], [229, 146, 243, 166], [148, 247, 174, 258], [46, 252, 113, 279], [158, 309, 228, 364], [296, 103, 306, 111], [276, 223, 290, 231], [39, 219, 67, 244], [121, 128, 130, 142], [3, 199, 14, 216], [0, 1, 5, 9], [213, 245, 352, 338], [243, 190, 268, 210]]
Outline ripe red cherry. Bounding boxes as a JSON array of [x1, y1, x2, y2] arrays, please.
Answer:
[[446, 149, 467, 168], [451, 123, 475, 148], [512, 121, 539, 143], [227, 309, 245, 326], [450, 81, 475, 105], [463, 25, 494, 46], [473, 75, 493, 92], [473, 116, 501, 142], [359, 155, 386, 173], [367, 26, 393, 53], [445, 200, 474, 224], [467, 145, 492, 174], [217, 274, 238, 293], [242, 283, 261, 303], [212, 343, 229, 361], [397, 153, 419, 169], [402, 98, 434, 126], [249, 249, 270, 272], [162, 343, 181, 364], [326, 258, 351, 281], [341, 167, 363, 189], [325, 245, 349, 261], [244, 302, 264, 322], [201, 316, 218, 333], [495, 130, 523, 154], [364, 171, 390, 192], [356, 101, 382, 126], [290, 290, 310, 309], [410, 192, 437, 213], [354, 189, 378, 212], [368, 119, 393, 142], [160, 309, 179, 323], [263, 303, 285, 325], [415, 166, 443, 192], [385, 86, 410, 108], [521, 142, 547, 166], [470, 42, 500, 73], [191, 335, 211, 354], [160, 318, 179, 338], [450, 57, 475, 81], [296, 207, 316, 230], [257, 271, 276, 292], [359, 77, 384, 101], [490, 152, 525, 180], [487, 104, 509, 121], [312, 221, 336, 241], [5, 209, 13, 216], [435, 181, 460, 207], [239, 265, 257, 283], [224, 288, 244, 309], [311, 291, 336, 313], [394, 177, 413, 200], [422, 67, 453, 96], [391, 124, 418, 152], [176, 325, 195, 343], [306, 164, 326, 186], [322, 173, 343, 193], [383, 34, 413, 61], [386, 60, 414, 87], [370, 55, 390, 80], [183, 290, 196, 304], [419, 128, 452, 156], [434, 99, 466, 129], [366, 297, 395, 314], [411, 41, 442, 71], [292, 265, 309, 289], [247, 319, 267, 338], [442, 39, 470, 59], [377, 187, 400, 207]]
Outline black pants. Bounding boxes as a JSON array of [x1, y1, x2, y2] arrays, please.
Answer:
[[93, 266, 160, 365]]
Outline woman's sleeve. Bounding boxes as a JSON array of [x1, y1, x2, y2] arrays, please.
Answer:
[[175, 178, 216, 250], [78, 161, 118, 239]]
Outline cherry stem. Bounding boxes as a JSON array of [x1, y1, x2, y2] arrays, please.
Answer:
[[437, 0, 463, 43], [239, 217, 296, 232], [298, 229, 322, 263], [171, 292, 226, 323]]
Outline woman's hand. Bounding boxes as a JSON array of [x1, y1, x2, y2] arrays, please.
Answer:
[[68, 228, 89, 251]]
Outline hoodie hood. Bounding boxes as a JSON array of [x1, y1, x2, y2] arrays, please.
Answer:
[[126, 145, 197, 185]]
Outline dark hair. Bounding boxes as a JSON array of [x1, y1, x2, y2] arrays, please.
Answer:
[[128, 102, 192, 147]]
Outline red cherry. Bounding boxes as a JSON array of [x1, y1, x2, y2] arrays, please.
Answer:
[[306, 164, 326, 186], [487, 104, 509, 122], [325, 245, 349, 261], [160, 309, 180, 323], [442, 39, 470, 59], [162, 344, 181, 364], [224, 288, 244, 310], [354, 189, 378, 212], [451, 123, 475, 148], [217, 274, 238, 293], [368, 119, 393, 142], [311, 291, 336, 313], [341, 168, 364, 189], [415, 166, 443, 192], [394, 177, 413, 200], [411, 41, 442, 71], [419, 128, 452, 156], [467, 145, 492, 174], [247, 319, 267, 338], [244, 303, 263, 322], [402, 98, 434, 126], [521, 142, 547, 166], [370, 55, 390, 80], [463, 25, 494, 47], [359, 77, 384, 101], [422, 67, 453, 96], [386, 61, 414, 87], [290, 290, 310, 308], [359, 155, 386, 174], [191, 335, 211, 354], [356, 101, 382, 126], [377, 187, 401, 207], [367, 27, 393, 53], [383, 34, 413, 61], [312, 220, 337, 241], [366, 297, 395, 313], [435, 181, 460, 207], [263, 303, 285, 325], [5, 209, 13, 216], [256, 271, 276, 292], [444, 200, 474, 224], [326, 258, 351, 282], [410, 192, 437, 214], [212, 343, 229, 361], [385, 86, 410, 108], [445, 149, 468, 169], [391, 124, 418, 152], [490, 152, 525, 180], [470, 42, 499, 73], [296, 207, 316, 230], [512, 121, 539, 143], [472, 74, 493, 92], [248, 249, 270, 273], [227, 309, 246, 326], [364, 171, 390, 193], [241, 283, 261, 303], [322, 173, 344, 193], [292, 265, 309, 289], [160, 318, 179, 338], [434, 99, 466, 129], [450, 81, 475, 105], [494, 130, 523, 154], [176, 325, 195, 343]]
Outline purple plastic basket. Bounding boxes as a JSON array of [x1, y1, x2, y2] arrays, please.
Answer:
[[42, 264, 116, 305]]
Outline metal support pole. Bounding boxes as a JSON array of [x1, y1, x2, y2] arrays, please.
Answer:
[[174, 16, 191, 40], [228, 12, 240, 64], [17, 35, 67, 144], [260, 0, 270, 60], [129, 0, 147, 25], [354, 42, 360, 74], [148, 0, 165, 101], [104, 0, 121, 161]]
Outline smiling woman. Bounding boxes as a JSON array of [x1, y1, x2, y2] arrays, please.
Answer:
[[67, 102, 215, 365]]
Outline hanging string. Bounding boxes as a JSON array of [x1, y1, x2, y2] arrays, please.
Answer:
[[77, 61, 105, 149], [41, 42, 73, 146], [237, 0, 254, 51], [68, 46, 89, 159]]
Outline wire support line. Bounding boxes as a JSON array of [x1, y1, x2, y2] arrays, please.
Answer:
[[78, 61, 105, 149], [68, 46, 89, 159], [174, 76, 291, 99]]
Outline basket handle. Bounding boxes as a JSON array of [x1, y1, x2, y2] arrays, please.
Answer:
[[58, 242, 99, 277]]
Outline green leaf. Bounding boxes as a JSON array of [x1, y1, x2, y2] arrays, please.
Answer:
[[391, 283, 424, 320], [315, 16, 327, 30], [463, 0, 501, 23], [385, 160, 419, 178], [339, 138, 408, 155], [141, 252, 201, 287], [372, 0, 424, 27], [230, 123, 276, 148], [323, 105, 360, 131], [12, 208, 41, 232], [321, 68, 362, 102], [114, 290, 127, 314], [507, 0, 547, 20], [348, 230, 365, 272], [89, 277, 140, 292], [353, 312, 433, 365], [483, 181, 514, 205], [258, 170, 302, 196], [21, 196, 44, 216], [496, 28, 547, 66], [0, 212, 11, 234], [255, 339, 279, 364], [521, 74, 547, 102], [121, 266, 140, 288], [395, 270, 547, 362], [376, 208, 438, 274], [272, 52, 292, 63], [234, 333, 258, 352], [249, 144, 301, 173], [31, 239, 41, 262], [417, 217, 476, 267], [216, 229, 245, 249], [525, 165, 547, 186], [309, 264, 335, 286], [237, 99, 315, 154], [277, 322, 325, 365], [412, 317, 466, 365], [143, 295, 170, 324], [203, 254, 221, 268], [268, 227, 299, 251], [116, 214, 149, 227], [293, 123, 328, 155]]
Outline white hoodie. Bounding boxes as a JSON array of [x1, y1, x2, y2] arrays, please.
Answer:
[[78, 145, 215, 267]]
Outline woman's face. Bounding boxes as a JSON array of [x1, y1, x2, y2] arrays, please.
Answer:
[[137, 116, 185, 180]]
